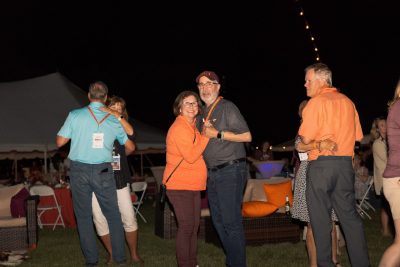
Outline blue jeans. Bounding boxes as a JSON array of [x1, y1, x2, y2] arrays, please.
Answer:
[[69, 161, 125, 265], [207, 161, 247, 267]]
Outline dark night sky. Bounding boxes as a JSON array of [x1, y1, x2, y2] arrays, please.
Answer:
[[1, 1, 399, 146]]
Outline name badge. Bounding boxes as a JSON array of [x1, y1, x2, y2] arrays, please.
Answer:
[[112, 154, 121, 171], [92, 133, 104, 149], [299, 152, 308, 161]]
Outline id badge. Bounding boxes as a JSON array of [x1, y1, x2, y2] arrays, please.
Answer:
[[112, 154, 121, 171], [92, 133, 104, 149], [299, 152, 308, 161]]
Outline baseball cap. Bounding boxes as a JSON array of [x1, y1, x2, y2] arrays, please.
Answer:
[[196, 71, 220, 83]]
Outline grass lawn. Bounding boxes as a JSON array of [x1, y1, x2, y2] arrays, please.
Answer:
[[20, 198, 392, 267]]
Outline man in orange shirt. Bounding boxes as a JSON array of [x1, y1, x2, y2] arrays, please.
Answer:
[[298, 63, 370, 267]]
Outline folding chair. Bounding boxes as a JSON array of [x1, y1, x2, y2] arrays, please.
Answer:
[[131, 181, 148, 223], [356, 177, 375, 220], [29, 185, 65, 230]]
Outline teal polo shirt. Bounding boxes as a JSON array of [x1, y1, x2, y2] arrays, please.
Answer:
[[57, 101, 128, 164]]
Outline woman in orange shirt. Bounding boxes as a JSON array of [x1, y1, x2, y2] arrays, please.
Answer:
[[163, 91, 209, 267]]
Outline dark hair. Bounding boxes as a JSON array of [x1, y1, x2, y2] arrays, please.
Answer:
[[106, 95, 129, 120], [173, 91, 202, 116], [89, 81, 108, 101]]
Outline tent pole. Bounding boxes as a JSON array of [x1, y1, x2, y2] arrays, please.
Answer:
[[140, 154, 143, 177], [14, 157, 18, 181], [44, 146, 48, 174]]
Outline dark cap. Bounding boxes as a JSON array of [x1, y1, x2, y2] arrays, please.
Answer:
[[196, 71, 220, 83]]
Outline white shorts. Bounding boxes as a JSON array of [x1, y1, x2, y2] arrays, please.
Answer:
[[383, 177, 400, 220], [92, 184, 138, 236]]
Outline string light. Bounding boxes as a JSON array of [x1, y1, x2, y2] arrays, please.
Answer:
[[294, 0, 321, 61]]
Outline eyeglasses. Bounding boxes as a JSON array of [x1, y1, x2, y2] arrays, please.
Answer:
[[197, 81, 218, 88], [183, 101, 199, 108]]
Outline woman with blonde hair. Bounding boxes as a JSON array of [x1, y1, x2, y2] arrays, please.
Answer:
[[371, 116, 391, 237]]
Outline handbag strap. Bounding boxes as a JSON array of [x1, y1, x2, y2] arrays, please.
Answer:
[[164, 126, 197, 185]]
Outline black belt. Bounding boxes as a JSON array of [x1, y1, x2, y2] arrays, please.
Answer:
[[208, 158, 246, 172]]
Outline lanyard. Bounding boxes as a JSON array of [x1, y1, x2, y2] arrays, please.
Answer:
[[87, 106, 111, 127], [205, 96, 223, 121]]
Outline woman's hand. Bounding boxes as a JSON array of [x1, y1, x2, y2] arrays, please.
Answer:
[[319, 139, 338, 152], [100, 106, 121, 118]]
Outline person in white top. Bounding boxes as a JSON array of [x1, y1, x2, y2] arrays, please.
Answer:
[[371, 117, 391, 237]]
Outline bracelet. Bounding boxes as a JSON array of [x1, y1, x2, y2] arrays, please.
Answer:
[[117, 115, 123, 122], [221, 131, 225, 140]]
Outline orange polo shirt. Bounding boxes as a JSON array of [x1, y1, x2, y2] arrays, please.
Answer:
[[163, 115, 209, 190], [298, 87, 363, 161]]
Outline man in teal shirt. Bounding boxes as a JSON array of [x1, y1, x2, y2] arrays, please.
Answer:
[[57, 81, 135, 266]]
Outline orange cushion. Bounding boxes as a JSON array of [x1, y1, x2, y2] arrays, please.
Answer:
[[263, 180, 293, 208], [242, 201, 278, 217]]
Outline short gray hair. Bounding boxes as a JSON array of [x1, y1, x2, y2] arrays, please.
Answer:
[[305, 63, 333, 87], [89, 81, 108, 101]]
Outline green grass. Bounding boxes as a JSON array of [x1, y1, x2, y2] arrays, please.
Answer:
[[20, 199, 392, 267]]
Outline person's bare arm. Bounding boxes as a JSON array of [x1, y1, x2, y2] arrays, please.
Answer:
[[124, 139, 136, 155], [202, 124, 252, 142], [100, 106, 134, 136], [56, 136, 70, 148], [296, 138, 337, 152]]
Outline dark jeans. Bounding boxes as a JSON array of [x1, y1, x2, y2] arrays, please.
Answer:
[[167, 190, 201, 267], [307, 156, 370, 267], [69, 161, 125, 265], [207, 161, 247, 267]]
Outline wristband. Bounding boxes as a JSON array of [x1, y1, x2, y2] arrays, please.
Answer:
[[217, 131, 222, 139]]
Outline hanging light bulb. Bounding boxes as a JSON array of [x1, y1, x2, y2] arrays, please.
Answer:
[[296, 1, 321, 61]]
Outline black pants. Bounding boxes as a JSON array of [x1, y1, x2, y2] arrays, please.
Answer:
[[307, 156, 370, 267]]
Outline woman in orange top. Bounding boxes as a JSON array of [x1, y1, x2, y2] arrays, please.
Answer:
[[163, 91, 209, 267]]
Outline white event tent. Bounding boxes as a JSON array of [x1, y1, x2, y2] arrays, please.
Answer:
[[0, 73, 165, 176]]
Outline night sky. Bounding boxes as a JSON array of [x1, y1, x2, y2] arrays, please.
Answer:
[[1, 1, 399, 146]]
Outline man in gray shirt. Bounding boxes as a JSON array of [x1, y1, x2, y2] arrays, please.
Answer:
[[197, 71, 251, 267]]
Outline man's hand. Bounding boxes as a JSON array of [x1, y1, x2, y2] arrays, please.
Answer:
[[202, 122, 218, 138]]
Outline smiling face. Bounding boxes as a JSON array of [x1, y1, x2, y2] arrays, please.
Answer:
[[197, 76, 220, 106], [180, 95, 199, 122], [109, 102, 123, 113]]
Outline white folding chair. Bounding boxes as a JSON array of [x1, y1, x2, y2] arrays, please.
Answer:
[[356, 177, 375, 220], [131, 181, 148, 223], [29, 185, 65, 230]]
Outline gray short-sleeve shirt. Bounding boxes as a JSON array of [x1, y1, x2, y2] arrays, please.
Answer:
[[197, 98, 250, 167]]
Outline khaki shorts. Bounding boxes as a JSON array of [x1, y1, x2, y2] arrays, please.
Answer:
[[383, 177, 400, 220]]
